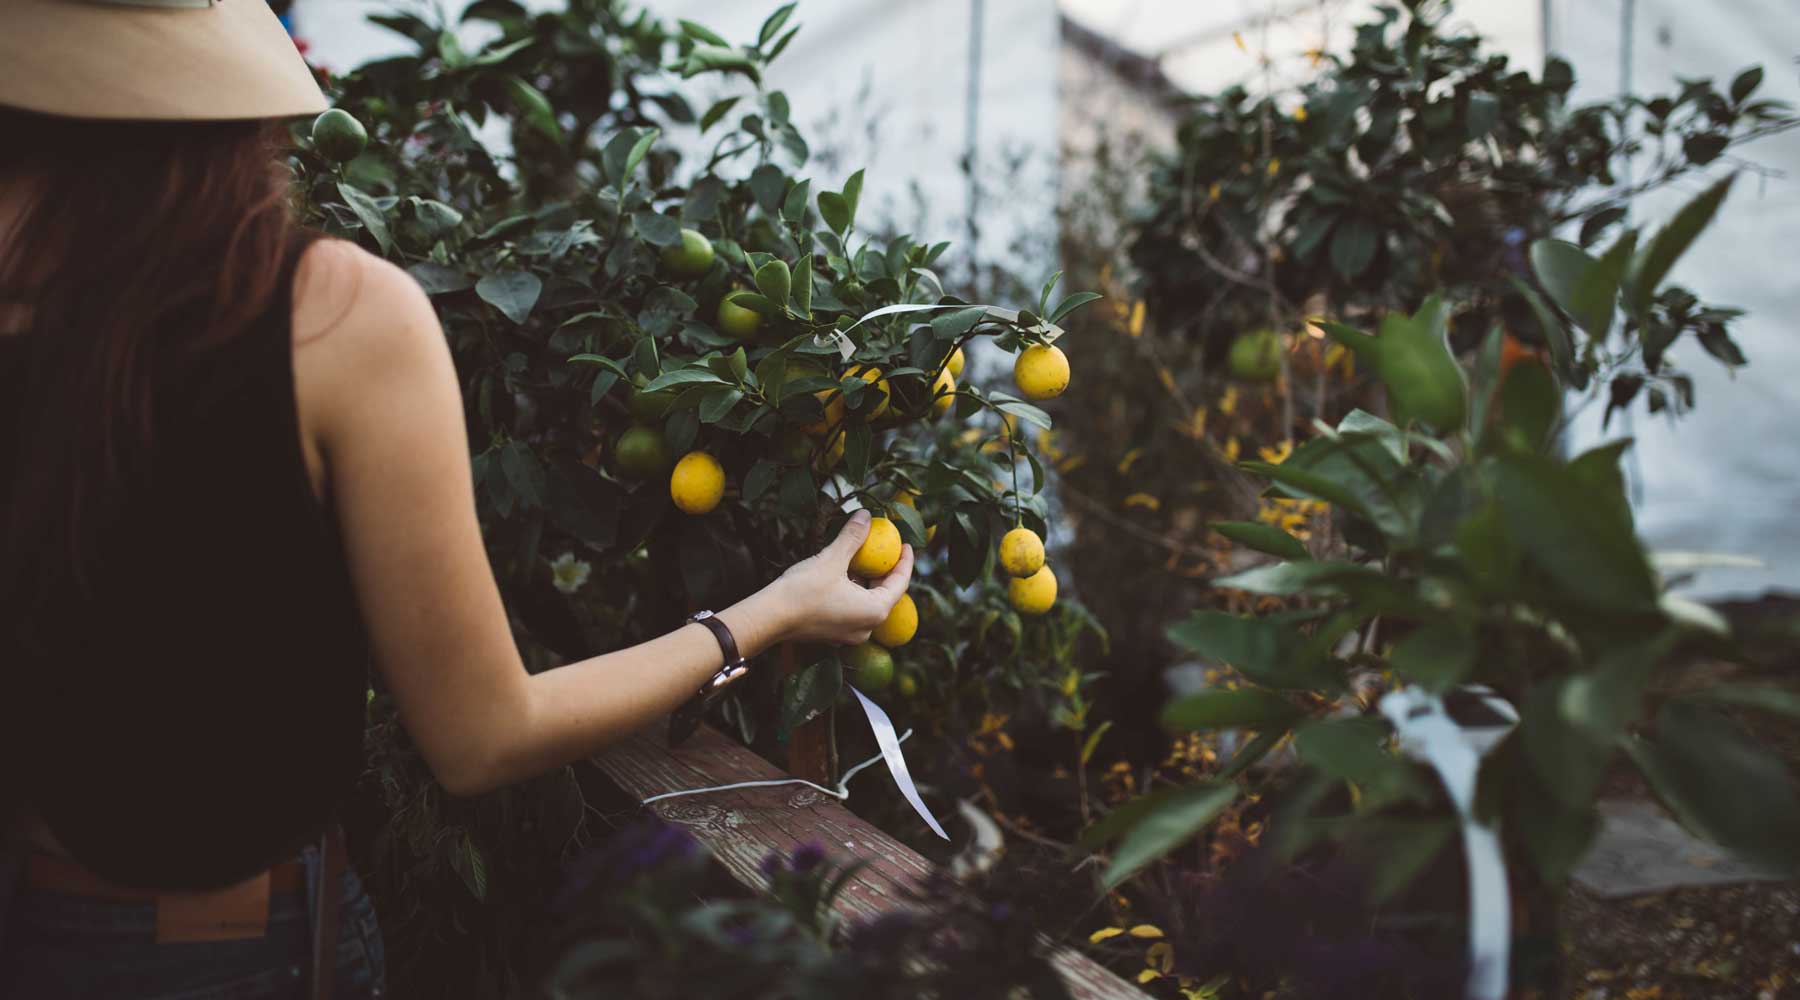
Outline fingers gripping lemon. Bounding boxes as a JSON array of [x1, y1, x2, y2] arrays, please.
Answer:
[[849, 515, 902, 578], [998, 527, 1045, 578], [1013, 344, 1069, 400], [669, 451, 725, 514], [1009, 565, 1057, 615], [872, 592, 918, 647]]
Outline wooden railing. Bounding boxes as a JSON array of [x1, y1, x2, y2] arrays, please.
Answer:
[[591, 723, 1149, 1000]]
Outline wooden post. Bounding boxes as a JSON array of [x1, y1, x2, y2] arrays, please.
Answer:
[[779, 641, 831, 785]]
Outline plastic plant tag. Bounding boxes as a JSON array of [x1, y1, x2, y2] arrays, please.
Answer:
[[1379, 685, 1519, 1000]]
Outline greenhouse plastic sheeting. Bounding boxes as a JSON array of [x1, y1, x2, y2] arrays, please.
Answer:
[[1551, 0, 1800, 599]]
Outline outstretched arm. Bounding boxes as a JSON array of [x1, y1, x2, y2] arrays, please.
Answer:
[[293, 242, 911, 796]]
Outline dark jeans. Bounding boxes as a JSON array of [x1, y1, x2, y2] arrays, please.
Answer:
[[0, 843, 385, 999]]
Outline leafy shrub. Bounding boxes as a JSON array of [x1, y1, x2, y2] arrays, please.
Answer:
[[1084, 180, 1800, 994], [540, 820, 1072, 999], [293, 2, 1096, 993]]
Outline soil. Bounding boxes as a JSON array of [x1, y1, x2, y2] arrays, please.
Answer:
[[1560, 596, 1800, 1000]]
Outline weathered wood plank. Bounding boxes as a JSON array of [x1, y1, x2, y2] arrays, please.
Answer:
[[591, 724, 1149, 1000]]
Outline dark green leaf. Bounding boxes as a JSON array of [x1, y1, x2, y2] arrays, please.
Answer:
[[1628, 174, 1736, 318], [475, 271, 542, 325], [336, 183, 394, 255], [1492, 451, 1658, 613], [1211, 521, 1308, 560], [1627, 701, 1800, 875], [1162, 688, 1302, 732], [817, 191, 851, 234], [1329, 217, 1380, 279], [1101, 784, 1239, 888], [755, 258, 792, 311], [1390, 621, 1476, 693], [505, 75, 559, 142], [632, 209, 681, 246], [1166, 611, 1335, 690]]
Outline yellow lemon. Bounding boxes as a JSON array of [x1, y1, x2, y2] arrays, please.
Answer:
[[1008, 565, 1058, 615], [872, 592, 918, 647], [998, 527, 1045, 578], [853, 365, 891, 419], [931, 369, 957, 418], [1014, 344, 1070, 400], [805, 390, 846, 437], [669, 451, 725, 514], [946, 346, 966, 378], [849, 515, 902, 578]]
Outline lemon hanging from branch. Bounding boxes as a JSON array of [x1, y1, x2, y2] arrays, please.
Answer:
[[669, 451, 725, 514], [1009, 565, 1058, 615], [999, 527, 1045, 578], [1014, 344, 1069, 400]]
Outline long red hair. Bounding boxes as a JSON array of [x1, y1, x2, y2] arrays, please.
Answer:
[[0, 108, 302, 610]]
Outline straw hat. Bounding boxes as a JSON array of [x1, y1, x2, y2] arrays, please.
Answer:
[[0, 0, 328, 120]]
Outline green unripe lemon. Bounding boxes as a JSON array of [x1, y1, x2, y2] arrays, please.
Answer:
[[717, 291, 762, 339], [660, 228, 715, 277], [311, 109, 368, 163], [1228, 329, 1283, 383], [844, 642, 895, 692], [615, 425, 671, 480]]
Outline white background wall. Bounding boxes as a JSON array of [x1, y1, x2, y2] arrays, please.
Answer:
[[1553, 0, 1800, 599]]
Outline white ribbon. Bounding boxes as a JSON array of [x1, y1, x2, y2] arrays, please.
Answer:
[[849, 685, 949, 839], [644, 684, 948, 841], [1378, 686, 1519, 1000]]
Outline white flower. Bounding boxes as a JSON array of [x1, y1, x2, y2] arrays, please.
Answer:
[[549, 552, 591, 594]]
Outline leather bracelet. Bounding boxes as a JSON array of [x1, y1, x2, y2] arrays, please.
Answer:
[[669, 610, 749, 746]]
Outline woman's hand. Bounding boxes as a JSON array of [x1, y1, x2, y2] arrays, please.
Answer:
[[766, 510, 915, 646]]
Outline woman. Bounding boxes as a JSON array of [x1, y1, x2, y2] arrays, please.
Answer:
[[0, 2, 912, 997]]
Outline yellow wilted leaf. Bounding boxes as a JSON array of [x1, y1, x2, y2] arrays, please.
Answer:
[[1207, 181, 1221, 202], [1157, 366, 1177, 393], [1267, 158, 1281, 177], [1137, 969, 1161, 985], [1056, 454, 1088, 474], [1233, 31, 1247, 52], [1257, 440, 1294, 465], [1147, 941, 1175, 972], [1123, 493, 1161, 511], [1220, 385, 1239, 416], [1118, 447, 1145, 474], [1294, 105, 1309, 122], [1224, 437, 1241, 462], [1129, 924, 1165, 939], [1129, 300, 1146, 337], [1089, 927, 1125, 943]]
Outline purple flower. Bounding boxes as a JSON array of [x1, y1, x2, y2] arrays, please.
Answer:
[[791, 842, 826, 873]]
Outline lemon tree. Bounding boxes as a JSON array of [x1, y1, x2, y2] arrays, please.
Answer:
[[296, 8, 1101, 978]]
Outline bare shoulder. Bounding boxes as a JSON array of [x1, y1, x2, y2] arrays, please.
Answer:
[[290, 237, 460, 452], [292, 237, 439, 350]]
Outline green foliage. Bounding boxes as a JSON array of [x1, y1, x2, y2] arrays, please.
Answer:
[[1087, 185, 1800, 914], [1130, 3, 1787, 415], [294, 2, 1096, 994], [541, 821, 1074, 999]]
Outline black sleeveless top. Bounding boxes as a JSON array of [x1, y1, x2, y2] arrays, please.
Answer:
[[0, 232, 372, 891]]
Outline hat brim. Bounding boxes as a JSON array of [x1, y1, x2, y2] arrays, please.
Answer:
[[0, 0, 329, 121]]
